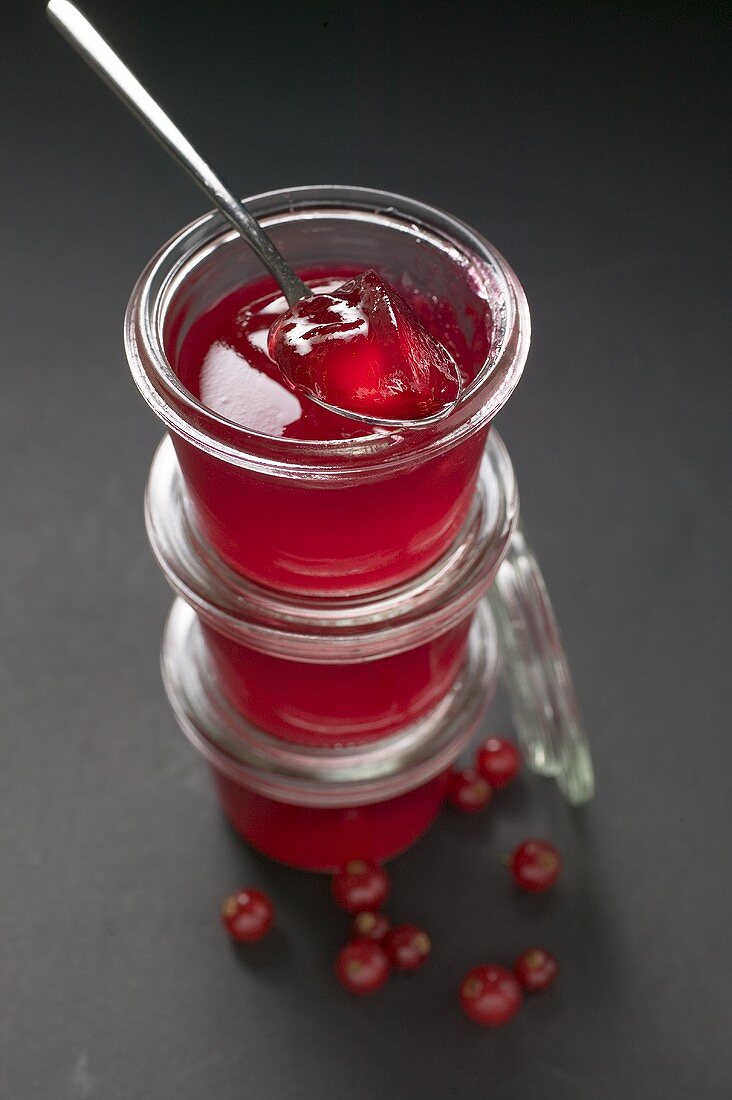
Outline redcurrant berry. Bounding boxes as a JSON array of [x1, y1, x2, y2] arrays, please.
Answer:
[[331, 860, 390, 914], [384, 924, 431, 972], [220, 888, 274, 943], [335, 939, 391, 994], [514, 948, 558, 992], [448, 768, 492, 813], [352, 910, 390, 942], [476, 737, 520, 789], [459, 965, 523, 1026], [510, 839, 562, 893]]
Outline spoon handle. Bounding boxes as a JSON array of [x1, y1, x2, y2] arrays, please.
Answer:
[[47, 0, 310, 305]]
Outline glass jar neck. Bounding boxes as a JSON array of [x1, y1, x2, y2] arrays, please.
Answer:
[[162, 600, 499, 807], [126, 186, 531, 476], [146, 430, 518, 661]]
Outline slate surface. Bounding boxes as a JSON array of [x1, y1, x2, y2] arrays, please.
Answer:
[[1, 3, 729, 1097]]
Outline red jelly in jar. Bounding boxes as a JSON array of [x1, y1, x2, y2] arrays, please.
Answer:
[[161, 599, 500, 871], [146, 431, 517, 746], [127, 187, 530, 596]]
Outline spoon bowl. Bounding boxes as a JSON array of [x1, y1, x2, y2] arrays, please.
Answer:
[[299, 381, 463, 431]]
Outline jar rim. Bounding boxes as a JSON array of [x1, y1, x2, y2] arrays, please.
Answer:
[[161, 599, 498, 807], [145, 431, 518, 661], [125, 185, 531, 477]]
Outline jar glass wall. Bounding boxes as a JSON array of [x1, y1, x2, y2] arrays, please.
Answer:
[[127, 187, 530, 595], [146, 432, 517, 745]]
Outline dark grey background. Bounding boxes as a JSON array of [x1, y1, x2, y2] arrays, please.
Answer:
[[2, 2, 730, 1097]]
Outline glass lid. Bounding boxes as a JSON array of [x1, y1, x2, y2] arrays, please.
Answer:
[[488, 527, 594, 805]]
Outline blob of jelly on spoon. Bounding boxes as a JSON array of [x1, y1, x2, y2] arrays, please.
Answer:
[[268, 270, 462, 428]]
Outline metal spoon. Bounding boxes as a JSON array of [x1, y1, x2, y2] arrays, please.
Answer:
[[47, 1, 462, 429], [46, 0, 309, 306]]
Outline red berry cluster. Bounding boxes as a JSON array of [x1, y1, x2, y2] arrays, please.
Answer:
[[449, 735, 521, 811], [447, 738, 562, 1025], [448, 738, 562, 894], [460, 948, 557, 1026], [331, 860, 431, 994], [218, 738, 564, 1027]]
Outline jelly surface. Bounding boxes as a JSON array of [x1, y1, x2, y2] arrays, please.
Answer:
[[267, 270, 461, 422], [177, 267, 490, 440]]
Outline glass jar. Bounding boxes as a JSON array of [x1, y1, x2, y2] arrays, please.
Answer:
[[126, 186, 530, 596], [146, 431, 517, 745], [161, 599, 499, 871]]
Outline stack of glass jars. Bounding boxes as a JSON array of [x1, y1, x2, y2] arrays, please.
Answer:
[[126, 187, 593, 872]]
